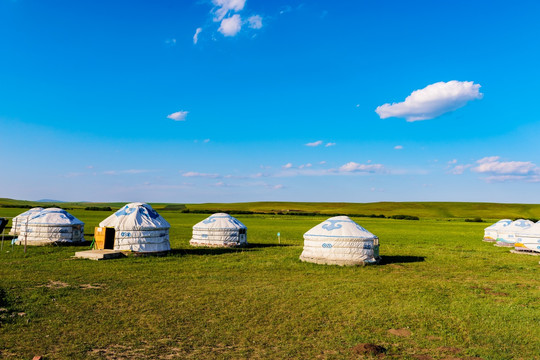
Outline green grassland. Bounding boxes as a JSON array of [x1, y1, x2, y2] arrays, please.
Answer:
[[0, 205, 539, 359]]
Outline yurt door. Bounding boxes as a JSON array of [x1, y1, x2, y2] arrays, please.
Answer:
[[94, 227, 116, 249], [238, 228, 247, 244], [104, 227, 115, 249]]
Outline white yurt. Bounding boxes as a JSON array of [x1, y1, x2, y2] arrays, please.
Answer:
[[299, 216, 380, 266], [9, 207, 43, 235], [190, 213, 247, 247], [495, 219, 533, 247], [483, 219, 512, 242], [16, 208, 84, 245], [99, 202, 170, 253], [513, 221, 540, 253]]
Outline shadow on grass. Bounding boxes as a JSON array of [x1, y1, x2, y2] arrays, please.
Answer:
[[170, 248, 257, 256], [379, 255, 425, 265], [55, 240, 94, 247], [246, 243, 293, 248]]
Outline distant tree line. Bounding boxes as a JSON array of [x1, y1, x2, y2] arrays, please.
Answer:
[[464, 217, 539, 223], [180, 209, 420, 220], [84, 206, 112, 211], [0, 204, 73, 210]]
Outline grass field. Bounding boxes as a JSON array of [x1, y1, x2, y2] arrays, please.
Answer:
[[1, 205, 539, 359]]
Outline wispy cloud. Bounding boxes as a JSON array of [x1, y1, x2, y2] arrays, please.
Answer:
[[305, 140, 323, 147], [167, 110, 188, 121], [375, 81, 483, 121], [339, 162, 385, 174], [325, 142, 336, 147], [182, 171, 220, 178], [193, 28, 202, 44], [449, 164, 472, 175], [247, 15, 262, 29], [165, 38, 177, 46], [276, 161, 387, 177], [103, 169, 153, 175], [394, 145, 403, 150]]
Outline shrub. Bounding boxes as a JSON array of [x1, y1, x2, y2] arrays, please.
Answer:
[[464, 217, 483, 222], [84, 206, 112, 211], [389, 215, 420, 220]]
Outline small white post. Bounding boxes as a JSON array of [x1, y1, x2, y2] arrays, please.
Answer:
[[24, 217, 28, 254], [277, 232, 281, 245]]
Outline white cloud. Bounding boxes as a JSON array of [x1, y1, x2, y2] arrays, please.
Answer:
[[325, 142, 336, 147], [305, 140, 323, 147], [167, 110, 188, 121], [282, 163, 293, 169], [271, 184, 284, 189], [247, 15, 262, 29], [394, 145, 403, 150], [165, 38, 177, 46], [213, 0, 246, 21], [298, 163, 313, 169], [483, 175, 540, 183], [203, 139, 210, 143], [193, 28, 202, 44], [375, 81, 483, 122], [319, 161, 326, 165], [219, 14, 242, 36], [449, 156, 540, 182], [472, 156, 536, 175], [449, 164, 472, 175], [339, 162, 385, 173], [195, 0, 261, 40], [182, 171, 220, 178], [103, 169, 152, 175]]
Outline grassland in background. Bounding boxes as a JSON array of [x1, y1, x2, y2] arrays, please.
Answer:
[[3, 197, 540, 220], [0, 203, 539, 359]]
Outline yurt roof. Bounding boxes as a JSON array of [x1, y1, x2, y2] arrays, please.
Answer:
[[99, 202, 170, 230], [304, 216, 377, 239], [498, 219, 533, 233], [14, 207, 44, 219], [16, 207, 43, 217], [192, 213, 246, 230], [515, 220, 540, 235], [484, 219, 512, 231], [28, 208, 83, 225]]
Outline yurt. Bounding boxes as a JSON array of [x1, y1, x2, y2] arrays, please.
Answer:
[[513, 221, 540, 253], [190, 213, 247, 247], [16, 208, 84, 245], [299, 216, 380, 266], [483, 219, 512, 242], [99, 202, 170, 253], [9, 207, 43, 235], [495, 219, 533, 247]]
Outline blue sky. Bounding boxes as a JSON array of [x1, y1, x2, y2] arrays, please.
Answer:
[[2, 0, 540, 203]]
